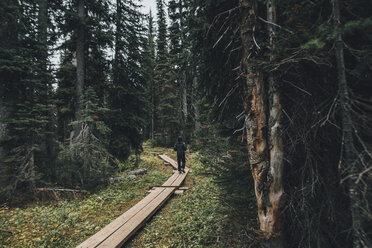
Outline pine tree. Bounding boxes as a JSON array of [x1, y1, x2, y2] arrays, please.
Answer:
[[0, 0, 54, 196], [154, 0, 180, 146], [57, 87, 112, 188], [55, 0, 112, 145], [143, 11, 156, 140], [109, 0, 149, 160]]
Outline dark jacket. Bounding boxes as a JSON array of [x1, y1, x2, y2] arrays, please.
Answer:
[[174, 141, 187, 156]]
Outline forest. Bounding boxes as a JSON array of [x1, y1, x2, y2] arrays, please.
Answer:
[[0, 0, 371, 247]]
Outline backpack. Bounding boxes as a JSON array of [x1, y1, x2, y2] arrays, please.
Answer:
[[174, 142, 186, 156]]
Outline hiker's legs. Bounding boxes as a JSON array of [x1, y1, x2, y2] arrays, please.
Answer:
[[181, 155, 186, 169], [177, 155, 182, 171]]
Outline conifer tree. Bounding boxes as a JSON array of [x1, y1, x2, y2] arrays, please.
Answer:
[[57, 86, 112, 188], [55, 0, 112, 145], [143, 11, 156, 139], [109, 0, 149, 160], [0, 0, 54, 195], [155, 0, 179, 146]]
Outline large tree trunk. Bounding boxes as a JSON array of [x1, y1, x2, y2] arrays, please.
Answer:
[[332, 0, 370, 247], [240, 0, 284, 246], [72, 0, 85, 142], [38, 0, 48, 59], [266, 1, 284, 246]]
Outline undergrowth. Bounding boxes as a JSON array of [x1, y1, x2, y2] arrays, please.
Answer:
[[0, 141, 258, 248], [0, 145, 171, 248], [127, 140, 258, 248]]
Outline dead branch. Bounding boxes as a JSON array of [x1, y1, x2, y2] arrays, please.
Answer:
[[36, 188, 88, 193]]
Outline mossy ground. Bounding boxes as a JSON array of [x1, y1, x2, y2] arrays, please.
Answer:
[[0, 142, 257, 248]]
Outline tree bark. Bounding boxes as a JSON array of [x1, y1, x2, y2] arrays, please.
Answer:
[[192, 76, 201, 133], [113, 0, 121, 87], [72, 0, 85, 141], [182, 78, 187, 119], [266, 1, 284, 246], [332, 0, 370, 247], [240, 0, 284, 246], [38, 0, 48, 60], [0, 105, 9, 163]]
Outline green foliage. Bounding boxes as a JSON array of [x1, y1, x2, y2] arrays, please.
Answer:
[[57, 87, 113, 189], [301, 38, 326, 50], [0, 0, 55, 196], [153, 0, 181, 147], [0, 152, 171, 248], [109, 0, 149, 160], [129, 171, 256, 247], [55, 54, 77, 142]]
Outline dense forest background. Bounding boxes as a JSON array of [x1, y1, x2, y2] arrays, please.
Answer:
[[0, 0, 371, 247]]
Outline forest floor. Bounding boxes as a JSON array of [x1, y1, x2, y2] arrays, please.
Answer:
[[0, 142, 257, 248]]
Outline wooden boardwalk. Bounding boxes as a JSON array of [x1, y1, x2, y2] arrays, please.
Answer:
[[77, 155, 188, 248], [158, 154, 178, 169]]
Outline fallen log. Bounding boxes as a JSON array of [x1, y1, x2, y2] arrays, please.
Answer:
[[36, 188, 88, 200]]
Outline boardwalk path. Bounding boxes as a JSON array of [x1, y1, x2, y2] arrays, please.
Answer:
[[77, 154, 188, 248]]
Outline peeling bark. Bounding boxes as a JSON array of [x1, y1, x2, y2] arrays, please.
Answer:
[[266, 0, 284, 242], [240, 0, 284, 246]]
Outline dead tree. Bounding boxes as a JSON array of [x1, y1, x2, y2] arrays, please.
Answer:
[[240, 0, 284, 246], [332, 0, 371, 247]]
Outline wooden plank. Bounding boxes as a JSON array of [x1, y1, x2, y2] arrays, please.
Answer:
[[76, 188, 165, 248], [158, 154, 178, 169], [161, 172, 180, 186], [170, 169, 189, 187], [97, 188, 175, 248], [77, 154, 189, 248]]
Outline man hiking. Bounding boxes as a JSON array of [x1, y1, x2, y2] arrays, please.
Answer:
[[174, 136, 187, 173]]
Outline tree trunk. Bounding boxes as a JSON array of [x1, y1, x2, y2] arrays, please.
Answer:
[[113, 0, 121, 87], [38, 0, 48, 60], [182, 78, 187, 119], [192, 76, 201, 133], [266, 1, 284, 246], [240, 0, 284, 246], [151, 91, 155, 140], [181, 74, 187, 135], [72, 0, 85, 141], [332, 0, 370, 247], [0, 105, 9, 163], [179, 3, 187, 135], [46, 105, 58, 180]]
